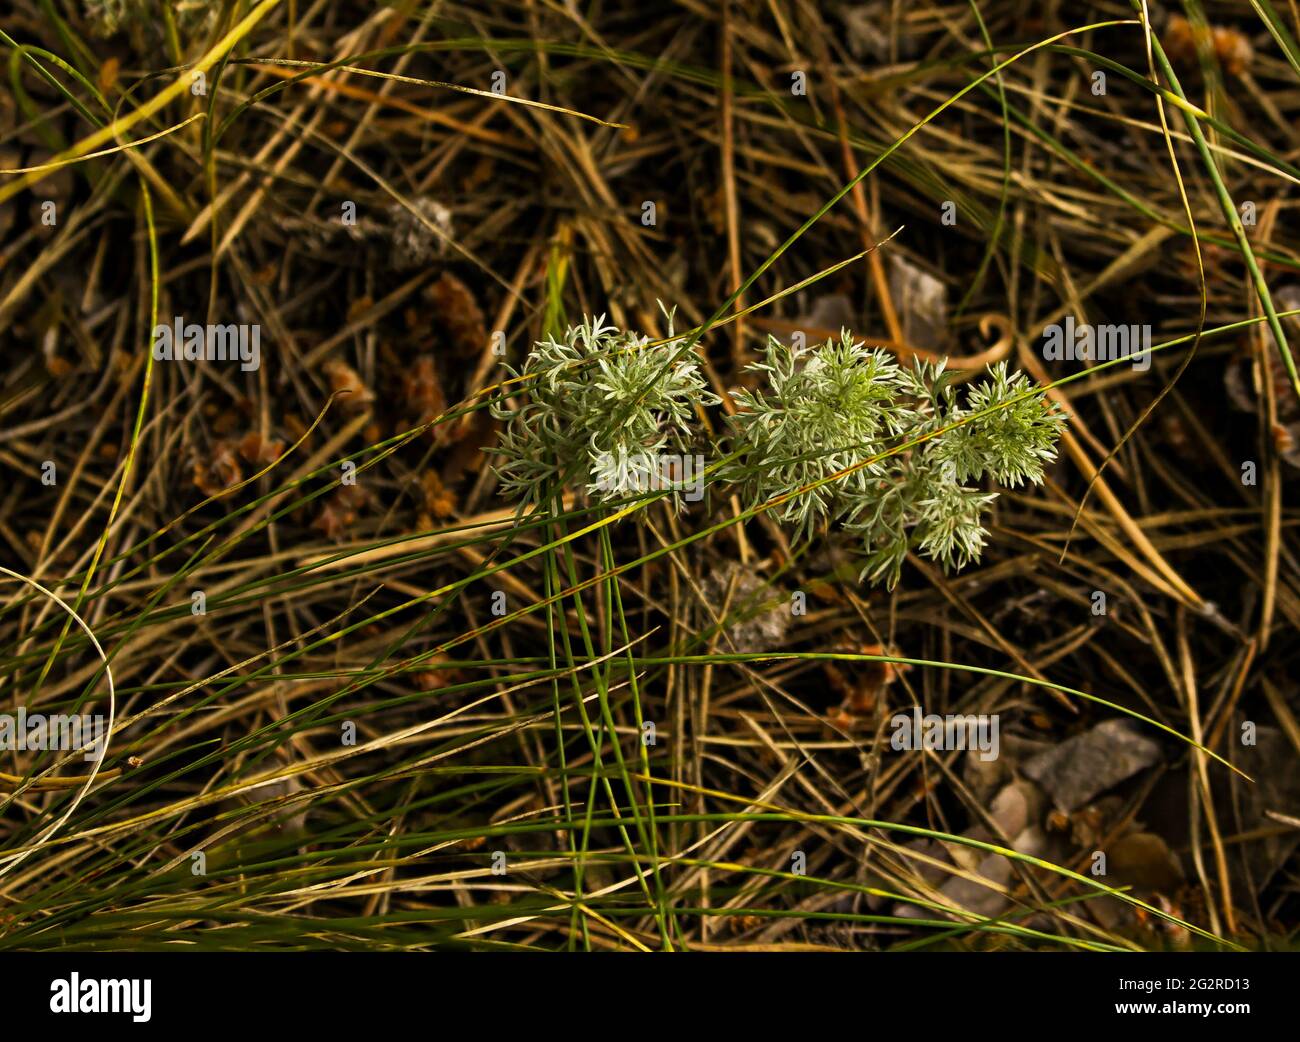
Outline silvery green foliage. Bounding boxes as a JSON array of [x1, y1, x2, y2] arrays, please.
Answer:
[[928, 362, 1064, 487], [494, 319, 1063, 587], [730, 335, 1064, 587], [728, 332, 908, 544], [492, 314, 717, 509]]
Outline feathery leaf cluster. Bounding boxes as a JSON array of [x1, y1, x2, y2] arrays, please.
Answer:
[[730, 336, 1064, 586], [494, 319, 1064, 586], [491, 314, 717, 510]]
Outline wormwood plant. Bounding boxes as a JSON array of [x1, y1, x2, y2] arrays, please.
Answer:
[[491, 313, 718, 510], [494, 318, 1064, 586], [730, 335, 1064, 585]]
